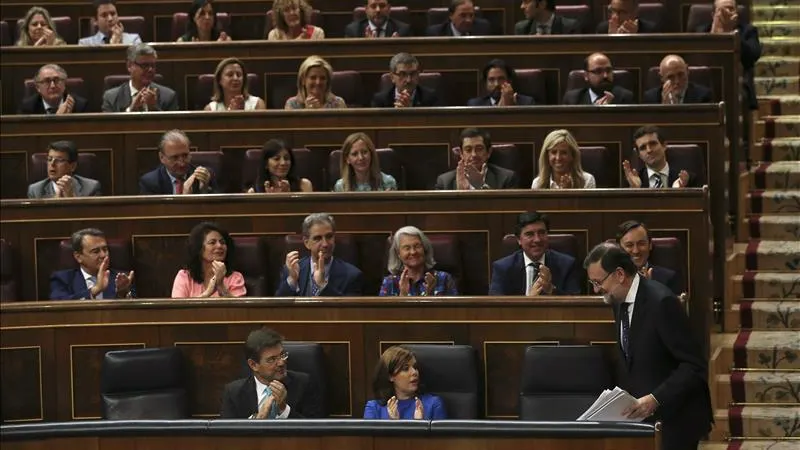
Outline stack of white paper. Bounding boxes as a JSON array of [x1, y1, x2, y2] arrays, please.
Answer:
[[576, 386, 644, 422]]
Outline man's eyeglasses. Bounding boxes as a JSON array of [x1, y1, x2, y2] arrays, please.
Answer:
[[133, 61, 157, 71], [393, 70, 419, 79], [47, 157, 69, 165], [587, 67, 614, 76], [589, 271, 613, 289], [37, 77, 65, 86], [162, 153, 190, 163], [262, 351, 289, 365]]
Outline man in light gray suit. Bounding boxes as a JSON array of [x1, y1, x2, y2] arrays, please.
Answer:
[[78, 0, 142, 46], [27, 140, 102, 199], [102, 43, 179, 112]]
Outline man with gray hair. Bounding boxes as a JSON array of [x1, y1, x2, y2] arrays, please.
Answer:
[[139, 129, 216, 195], [276, 213, 363, 297], [101, 43, 179, 112], [19, 64, 89, 114], [50, 228, 135, 300], [370, 53, 444, 108]]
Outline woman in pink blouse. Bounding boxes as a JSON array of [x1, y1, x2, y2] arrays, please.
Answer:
[[171, 222, 246, 298]]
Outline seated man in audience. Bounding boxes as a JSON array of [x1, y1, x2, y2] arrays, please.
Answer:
[[515, 0, 581, 35], [562, 53, 634, 105], [435, 128, 518, 190], [467, 59, 535, 106], [623, 125, 701, 188], [139, 129, 218, 195], [371, 53, 444, 108], [489, 211, 581, 296], [102, 43, 179, 113], [426, 0, 492, 37], [78, 0, 142, 45], [276, 213, 364, 297], [50, 228, 135, 300], [616, 220, 683, 295], [220, 326, 324, 418], [19, 64, 89, 115], [644, 55, 713, 104], [596, 0, 657, 34], [345, 0, 412, 38], [28, 140, 102, 198]]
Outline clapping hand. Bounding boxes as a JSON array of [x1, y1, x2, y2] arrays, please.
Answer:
[[617, 19, 639, 34], [387, 396, 399, 419], [497, 82, 517, 106], [285, 251, 301, 286], [622, 160, 642, 187], [115, 270, 135, 298], [594, 91, 615, 105], [675, 170, 690, 188], [398, 268, 411, 296], [305, 96, 322, 109], [661, 80, 679, 104], [110, 22, 124, 44], [228, 95, 245, 110], [464, 163, 487, 189], [34, 28, 56, 46], [413, 397, 424, 419], [455, 158, 470, 190], [312, 250, 327, 288], [556, 174, 573, 189], [91, 257, 110, 298], [255, 394, 275, 419], [184, 166, 211, 193], [394, 89, 412, 108], [54, 175, 75, 197], [423, 271, 436, 296], [265, 179, 291, 193], [269, 380, 288, 412], [218, 31, 231, 41], [639, 266, 653, 280], [56, 95, 75, 115]]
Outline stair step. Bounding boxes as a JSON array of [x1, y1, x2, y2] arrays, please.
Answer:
[[742, 240, 800, 271], [747, 190, 800, 214], [761, 37, 800, 58], [716, 371, 800, 406], [732, 301, 800, 330], [755, 116, 800, 140], [756, 56, 800, 78], [732, 272, 800, 300], [750, 162, 800, 189], [758, 97, 800, 117], [718, 331, 800, 371], [756, 76, 800, 97], [746, 215, 800, 240], [715, 406, 800, 439], [699, 442, 800, 450], [753, 22, 800, 39], [753, 138, 800, 162]]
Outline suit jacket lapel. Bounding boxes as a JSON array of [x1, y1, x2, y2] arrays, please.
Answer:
[[581, 89, 592, 105], [241, 376, 258, 416], [627, 280, 651, 367], [42, 180, 54, 198], [551, 17, 563, 34], [637, 167, 650, 188], [667, 166, 680, 186], [512, 251, 526, 295], [118, 83, 132, 111], [72, 176, 83, 196], [484, 165, 499, 188], [71, 269, 89, 298], [104, 270, 117, 299], [298, 258, 311, 296]]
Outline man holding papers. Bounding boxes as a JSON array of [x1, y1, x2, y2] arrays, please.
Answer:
[[583, 243, 712, 450]]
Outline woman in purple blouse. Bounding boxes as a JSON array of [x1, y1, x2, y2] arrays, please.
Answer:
[[379, 226, 458, 297]]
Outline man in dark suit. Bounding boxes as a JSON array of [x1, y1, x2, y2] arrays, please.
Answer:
[[27, 140, 102, 199], [18, 64, 89, 115], [616, 220, 683, 295], [562, 53, 635, 105], [101, 43, 179, 112], [220, 327, 324, 419], [371, 53, 444, 108], [344, 0, 412, 38], [50, 228, 135, 300], [584, 244, 712, 450], [435, 128, 518, 190], [467, 59, 535, 106], [139, 129, 218, 195], [696, 0, 760, 112], [596, 0, 658, 34], [643, 55, 713, 104], [425, 0, 493, 37], [276, 213, 364, 297], [489, 211, 582, 296], [623, 125, 702, 189], [515, 0, 581, 35]]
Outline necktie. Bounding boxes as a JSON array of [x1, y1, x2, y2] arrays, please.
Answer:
[[102, 35, 110, 44], [87, 276, 99, 299], [310, 277, 320, 296], [651, 174, 663, 188], [46, 107, 57, 114], [174, 178, 183, 194], [620, 303, 631, 359], [258, 387, 279, 419], [536, 24, 548, 35], [525, 262, 539, 295]]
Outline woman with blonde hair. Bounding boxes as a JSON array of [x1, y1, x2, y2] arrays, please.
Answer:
[[267, 0, 324, 41], [334, 133, 397, 191], [531, 129, 596, 189], [285, 55, 346, 109], [204, 58, 266, 111], [16, 6, 66, 46]]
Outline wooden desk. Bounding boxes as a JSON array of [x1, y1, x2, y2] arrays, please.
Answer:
[[0, 35, 742, 165], [1, 297, 640, 422]]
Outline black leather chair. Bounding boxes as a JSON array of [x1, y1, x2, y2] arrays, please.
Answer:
[[403, 344, 480, 419], [101, 347, 188, 419], [519, 345, 612, 420]]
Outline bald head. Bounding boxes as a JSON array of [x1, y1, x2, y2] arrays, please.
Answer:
[[659, 54, 688, 93]]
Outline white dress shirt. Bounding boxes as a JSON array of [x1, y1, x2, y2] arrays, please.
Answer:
[[523, 252, 546, 295], [646, 162, 682, 188], [81, 267, 103, 299], [620, 273, 640, 340], [531, 171, 597, 189]]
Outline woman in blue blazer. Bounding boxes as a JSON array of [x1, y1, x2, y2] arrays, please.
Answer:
[[363, 346, 447, 420]]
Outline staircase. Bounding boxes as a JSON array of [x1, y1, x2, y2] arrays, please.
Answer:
[[703, 0, 800, 448]]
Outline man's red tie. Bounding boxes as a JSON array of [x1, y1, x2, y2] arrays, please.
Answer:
[[174, 179, 183, 194]]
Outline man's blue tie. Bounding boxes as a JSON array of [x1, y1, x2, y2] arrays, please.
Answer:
[[258, 386, 279, 419], [620, 303, 631, 359]]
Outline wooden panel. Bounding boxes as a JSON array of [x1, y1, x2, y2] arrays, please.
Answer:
[[0, 152, 28, 200], [69, 343, 145, 418], [0, 346, 42, 421]]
